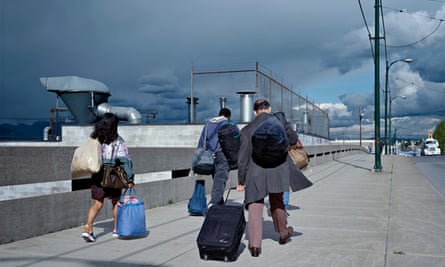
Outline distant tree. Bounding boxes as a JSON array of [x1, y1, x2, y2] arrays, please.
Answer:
[[433, 119, 445, 154]]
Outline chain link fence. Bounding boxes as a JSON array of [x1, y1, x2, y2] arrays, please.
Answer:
[[191, 62, 329, 139]]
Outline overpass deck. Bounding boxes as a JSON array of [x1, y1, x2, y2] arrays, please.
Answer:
[[1, 154, 444, 267]]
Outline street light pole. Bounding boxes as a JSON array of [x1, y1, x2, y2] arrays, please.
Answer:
[[373, 0, 382, 172], [388, 95, 406, 154], [384, 58, 413, 155], [359, 106, 364, 147]]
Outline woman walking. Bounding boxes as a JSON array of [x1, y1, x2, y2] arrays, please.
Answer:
[[82, 113, 134, 242]]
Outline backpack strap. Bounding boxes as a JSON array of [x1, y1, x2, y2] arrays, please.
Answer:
[[206, 119, 229, 152], [274, 111, 299, 145], [203, 125, 209, 150], [273, 112, 286, 126]]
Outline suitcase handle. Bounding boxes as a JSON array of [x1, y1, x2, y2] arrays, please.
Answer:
[[224, 186, 238, 204]]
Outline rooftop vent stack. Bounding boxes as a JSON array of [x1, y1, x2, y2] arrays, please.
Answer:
[[187, 97, 199, 123], [220, 97, 227, 110], [237, 91, 256, 123]]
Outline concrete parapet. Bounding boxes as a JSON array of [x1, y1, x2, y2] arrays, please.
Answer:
[[0, 143, 366, 244]]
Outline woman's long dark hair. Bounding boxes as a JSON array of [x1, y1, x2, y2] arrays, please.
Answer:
[[90, 113, 119, 144]]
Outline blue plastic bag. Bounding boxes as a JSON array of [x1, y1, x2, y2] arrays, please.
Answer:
[[117, 188, 146, 237], [188, 180, 207, 216]]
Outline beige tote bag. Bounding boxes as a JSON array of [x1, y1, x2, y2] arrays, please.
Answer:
[[71, 137, 102, 178]]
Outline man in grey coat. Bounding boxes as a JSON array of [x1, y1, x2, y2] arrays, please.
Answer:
[[237, 99, 313, 257]]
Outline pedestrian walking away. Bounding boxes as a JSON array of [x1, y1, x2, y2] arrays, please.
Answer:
[[237, 99, 313, 257], [196, 108, 239, 208], [82, 113, 135, 242]]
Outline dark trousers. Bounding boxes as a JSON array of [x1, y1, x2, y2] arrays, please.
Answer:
[[209, 151, 230, 205]]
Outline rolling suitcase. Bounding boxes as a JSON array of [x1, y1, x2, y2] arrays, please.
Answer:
[[196, 187, 246, 262]]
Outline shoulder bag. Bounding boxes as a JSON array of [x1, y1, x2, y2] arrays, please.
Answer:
[[192, 126, 215, 175], [101, 142, 129, 189], [71, 137, 102, 179], [288, 142, 310, 170]]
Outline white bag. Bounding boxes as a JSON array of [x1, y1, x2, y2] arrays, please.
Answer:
[[71, 137, 102, 179]]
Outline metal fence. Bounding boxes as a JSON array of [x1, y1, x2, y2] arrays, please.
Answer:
[[191, 61, 329, 139]]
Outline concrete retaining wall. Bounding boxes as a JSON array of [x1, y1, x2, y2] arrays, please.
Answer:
[[0, 141, 367, 244]]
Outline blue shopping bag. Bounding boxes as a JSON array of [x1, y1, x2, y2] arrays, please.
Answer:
[[117, 188, 147, 237], [188, 180, 207, 216]]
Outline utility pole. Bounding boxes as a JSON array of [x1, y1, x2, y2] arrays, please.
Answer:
[[359, 106, 364, 147], [190, 64, 194, 123], [373, 0, 382, 172]]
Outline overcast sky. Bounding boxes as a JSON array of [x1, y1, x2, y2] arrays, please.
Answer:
[[1, 0, 445, 140]]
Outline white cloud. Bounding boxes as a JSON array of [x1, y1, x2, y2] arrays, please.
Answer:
[[319, 103, 351, 118]]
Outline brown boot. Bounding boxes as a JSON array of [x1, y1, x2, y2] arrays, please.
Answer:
[[279, 226, 294, 245]]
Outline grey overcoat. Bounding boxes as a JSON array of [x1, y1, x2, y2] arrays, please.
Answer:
[[237, 112, 313, 205]]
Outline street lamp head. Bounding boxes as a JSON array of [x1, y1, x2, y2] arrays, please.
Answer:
[[391, 95, 407, 101], [388, 58, 414, 68]]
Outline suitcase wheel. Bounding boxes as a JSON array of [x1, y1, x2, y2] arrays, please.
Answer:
[[224, 256, 229, 262], [203, 254, 208, 261]]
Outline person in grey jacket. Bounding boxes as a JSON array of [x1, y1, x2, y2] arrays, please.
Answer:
[[197, 108, 233, 207], [237, 99, 312, 257]]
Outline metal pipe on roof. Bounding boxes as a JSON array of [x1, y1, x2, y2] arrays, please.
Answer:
[[96, 103, 142, 124]]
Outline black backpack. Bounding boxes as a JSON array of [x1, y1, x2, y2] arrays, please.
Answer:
[[251, 114, 289, 168], [218, 122, 240, 170]]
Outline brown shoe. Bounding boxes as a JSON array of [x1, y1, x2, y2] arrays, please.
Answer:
[[249, 247, 261, 257], [279, 226, 294, 245]]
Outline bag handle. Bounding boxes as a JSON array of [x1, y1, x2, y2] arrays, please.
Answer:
[[224, 186, 237, 204], [110, 140, 119, 166], [203, 125, 209, 150], [119, 187, 142, 203]]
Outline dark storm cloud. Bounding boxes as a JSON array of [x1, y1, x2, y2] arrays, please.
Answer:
[[1, 0, 444, 140], [138, 72, 179, 94], [321, 28, 372, 74], [412, 44, 445, 83]]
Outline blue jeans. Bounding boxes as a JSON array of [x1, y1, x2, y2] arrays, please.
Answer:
[[283, 191, 290, 211], [210, 151, 230, 205]]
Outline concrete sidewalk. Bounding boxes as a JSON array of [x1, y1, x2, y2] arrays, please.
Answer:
[[1, 154, 445, 267]]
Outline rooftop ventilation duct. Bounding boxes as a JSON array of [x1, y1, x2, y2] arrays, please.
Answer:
[[95, 103, 141, 124], [41, 76, 141, 124]]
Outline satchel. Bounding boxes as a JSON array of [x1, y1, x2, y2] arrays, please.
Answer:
[[288, 143, 309, 170], [101, 165, 129, 189], [192, 148, 215, 175], [192, 126, 215, 175], [71, 137, 102, 179], [117, 188, 146, 237]]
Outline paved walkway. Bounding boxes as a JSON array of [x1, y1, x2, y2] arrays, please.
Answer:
[[1, 154, 445, 267]]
